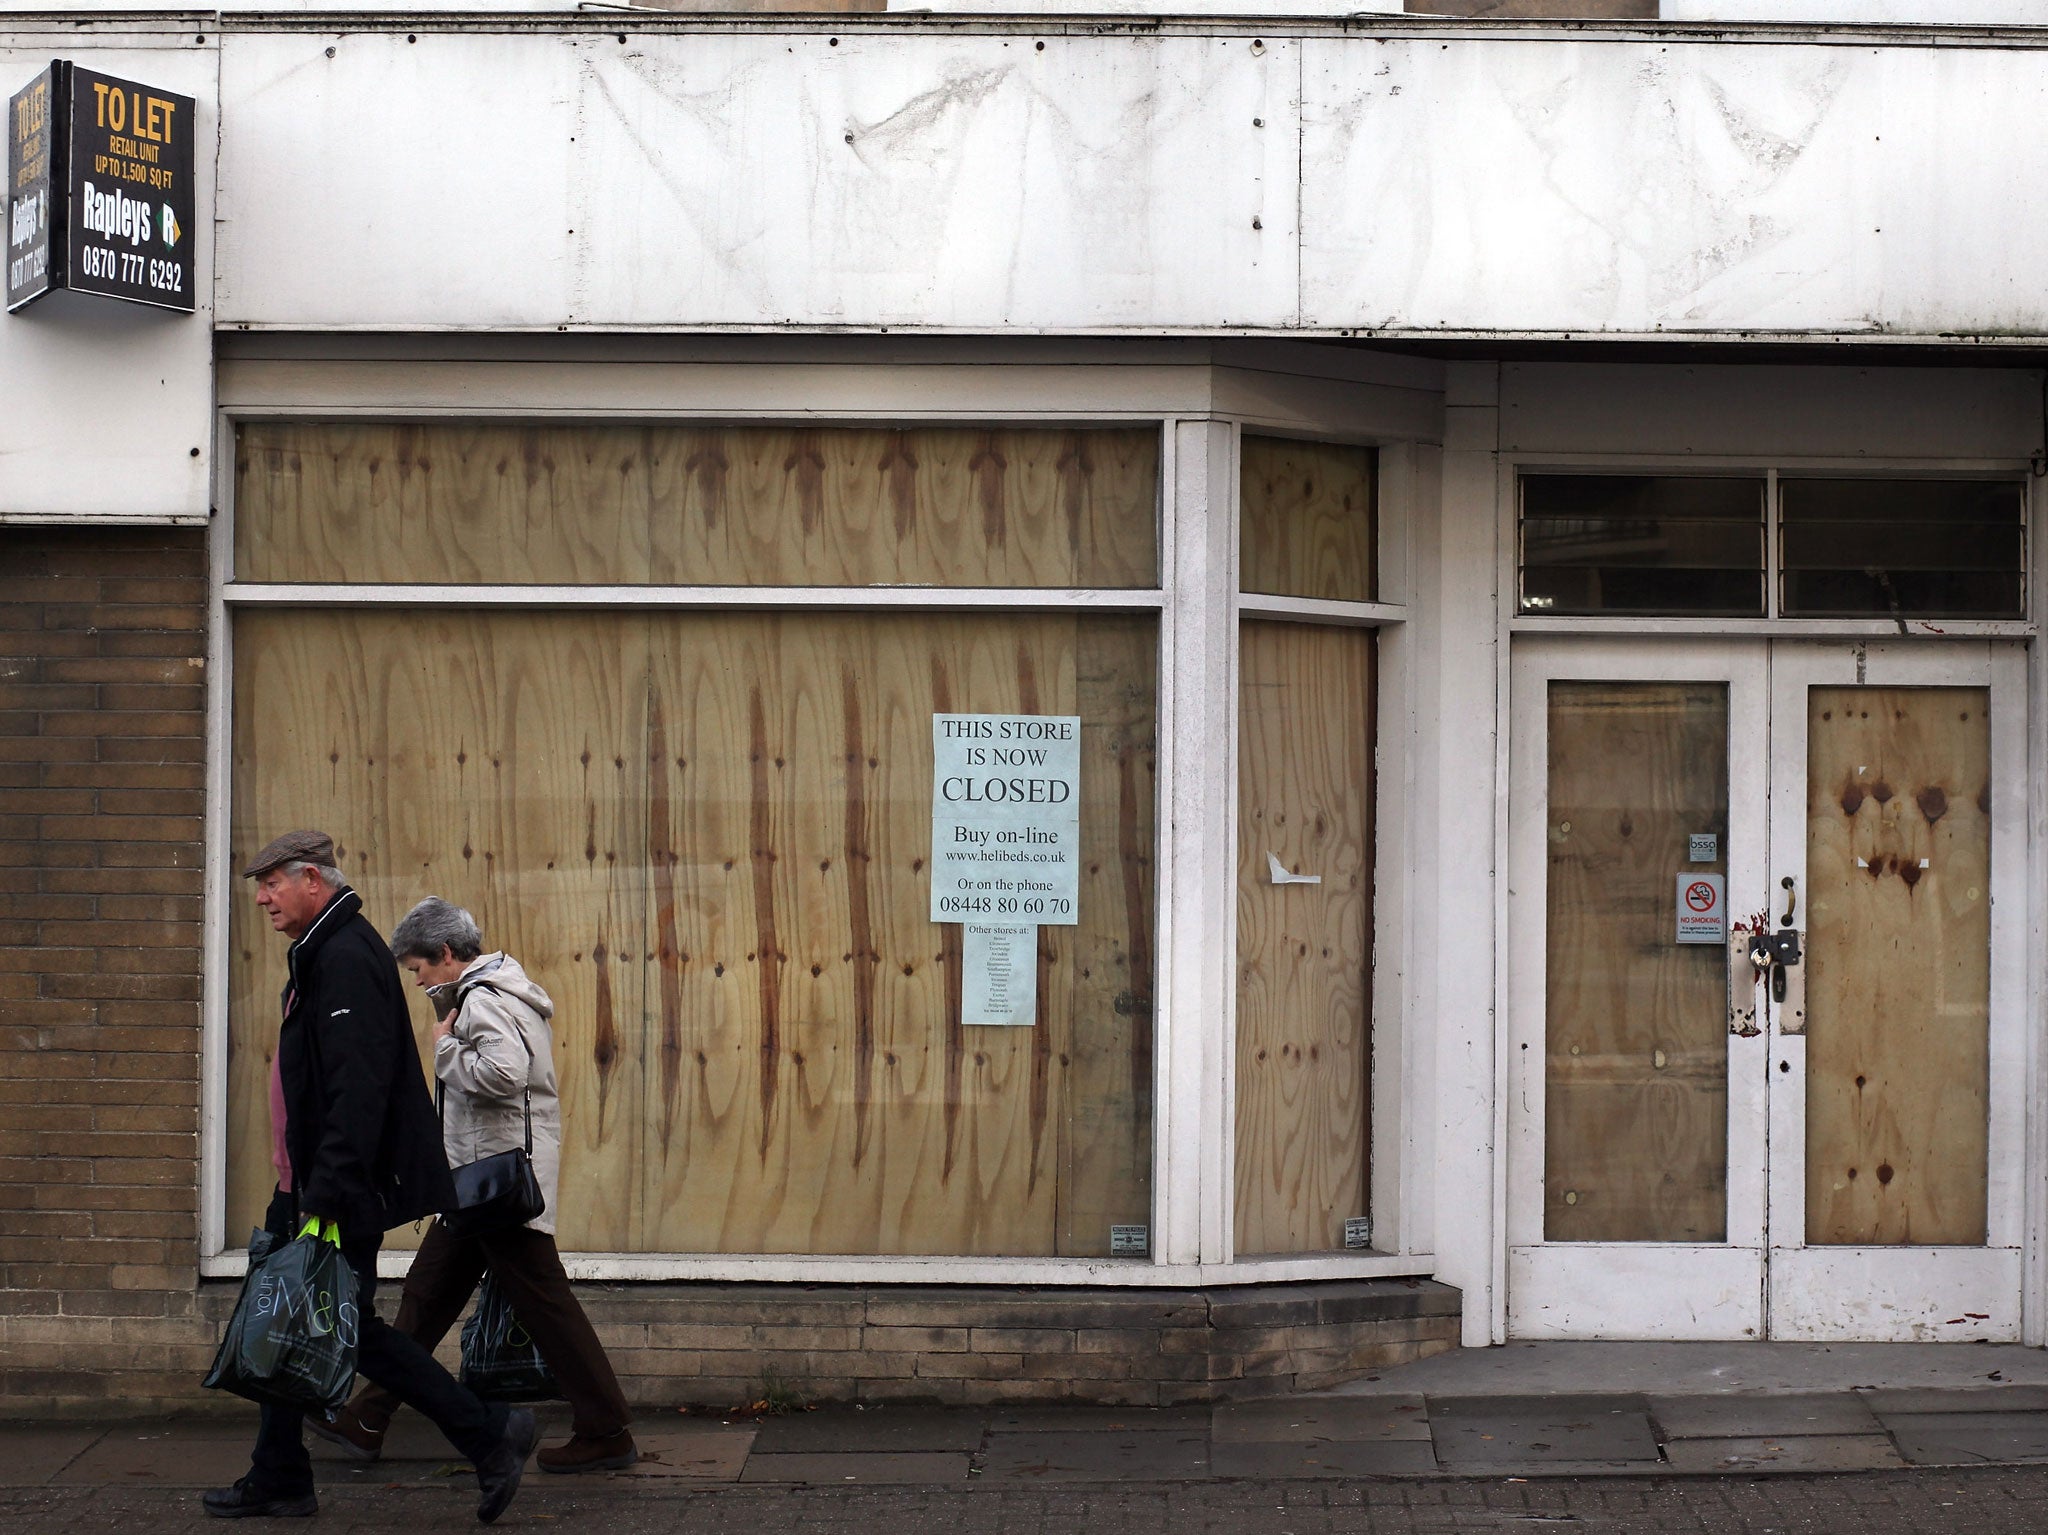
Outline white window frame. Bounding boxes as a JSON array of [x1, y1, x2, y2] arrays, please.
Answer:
[[199, 344, 1437, 1285]]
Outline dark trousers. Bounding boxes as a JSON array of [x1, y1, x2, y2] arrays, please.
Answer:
[[352, 1218, 632, 1441], [249, 1221, 507, 1497]]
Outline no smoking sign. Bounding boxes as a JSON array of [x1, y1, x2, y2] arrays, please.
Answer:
[[1676, 872, 1726, 945]]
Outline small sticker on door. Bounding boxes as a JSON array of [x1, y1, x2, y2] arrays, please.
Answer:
[[1677, 872, 1726, 945], [1688, 834, 1718, 863]]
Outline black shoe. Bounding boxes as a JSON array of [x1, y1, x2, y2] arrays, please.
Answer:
[[202, 1479, 318, 1519], [474, 1407, 538, 1525]]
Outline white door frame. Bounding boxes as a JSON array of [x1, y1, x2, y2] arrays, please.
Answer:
[[1506, 638, 1772, 1340]]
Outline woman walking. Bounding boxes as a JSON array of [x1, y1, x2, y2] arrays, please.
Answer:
[[312, 898, 637, 1473]]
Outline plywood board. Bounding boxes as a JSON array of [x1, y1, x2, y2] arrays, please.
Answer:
[[1804, 686, 1990, 1247], [1234, 621, 1372, 1255], [232, 604, 1157, 1258], [229, 609, 650, 1253], [236, 423, 1158, 589], [1238, 436, 1375, 603], [1543, 681, 1729, 1244], [638, 612, 1156, 1257]]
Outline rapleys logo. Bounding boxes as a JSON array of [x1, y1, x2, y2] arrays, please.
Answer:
[[161, 205, 180, 248]]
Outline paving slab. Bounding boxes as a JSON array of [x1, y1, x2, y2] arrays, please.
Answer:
[[980, 1428, 1213, 1482], [52, 1429, 256, 1488], [0, 1428, 105, 1487], [1884, 1411, 2048, 1465], [1662, 1434, 1907, 1473], [752, 1405, 987, 1454], [1213, 1395, 1430, 1443], [1329, 1341, 2048, 1397], [986, 1405, 1209, 1433], [1650, 1391, 1880, 1439], [738, 1451, 970, 1484], [611, 1425, 756, 1482], [1428, 1393, 1661, 1475], [1209, 1439, 1438, 1478], [1860, 1385, 2048, 1415]]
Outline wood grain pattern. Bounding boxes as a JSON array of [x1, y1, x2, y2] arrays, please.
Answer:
[[1239, 436, 1376, 603], [1543, 682, 1729, 1244], [229, 609, 650, 1253], [1234, 621, 1373, 1255], [231, 607, 1156, 1257], [236, 423, 1158, 589], [1804, 686, 1990, 1246], [638, 613, 1155, 1256]]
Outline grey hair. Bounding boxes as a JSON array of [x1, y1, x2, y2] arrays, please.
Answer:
[[282, 860, 346, 892], [391, 896, 484, 963]]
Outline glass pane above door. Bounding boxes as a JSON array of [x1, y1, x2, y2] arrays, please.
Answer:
[[1545, 681, 1730, 1242]]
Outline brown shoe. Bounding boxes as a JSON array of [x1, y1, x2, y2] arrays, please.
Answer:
[[306, 1404, 384, 1462], [535, 1431, 638, 1474]]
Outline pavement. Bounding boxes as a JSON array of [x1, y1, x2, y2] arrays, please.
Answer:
[[7, 1343, 2048, 1532]]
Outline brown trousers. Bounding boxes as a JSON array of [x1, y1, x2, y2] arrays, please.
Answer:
[[350, 1219, 631, 1441]]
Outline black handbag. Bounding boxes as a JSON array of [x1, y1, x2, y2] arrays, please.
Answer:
[[438, 1007, 546, 1239]]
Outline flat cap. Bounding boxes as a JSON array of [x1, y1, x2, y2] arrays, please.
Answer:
[[241, 829, 337, 879]]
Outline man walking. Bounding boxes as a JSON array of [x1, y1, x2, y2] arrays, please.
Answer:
[[204, 831, 537, 1523]]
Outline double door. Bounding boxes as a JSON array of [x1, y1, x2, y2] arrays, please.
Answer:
[[1507, 639, 2026, 1340]]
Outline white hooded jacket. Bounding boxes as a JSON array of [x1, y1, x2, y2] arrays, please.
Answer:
[[433, 952, 562, 1236]]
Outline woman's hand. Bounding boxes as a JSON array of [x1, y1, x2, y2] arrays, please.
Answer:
[[432, 1012, 455, 1043]]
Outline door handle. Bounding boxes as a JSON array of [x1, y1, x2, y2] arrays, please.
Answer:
[[1780, 875, 1797, 927]]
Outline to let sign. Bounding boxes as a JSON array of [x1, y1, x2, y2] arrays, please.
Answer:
[[7, 61, 196, 314]]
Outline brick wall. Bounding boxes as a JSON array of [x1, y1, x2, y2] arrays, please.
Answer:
[[0, 527, 211, 1412]]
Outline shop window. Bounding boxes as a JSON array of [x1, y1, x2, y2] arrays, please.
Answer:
[[1239, 436, 1376, 602], [1520, 475, 1765, 617], [1234, 439, 1375, 1256], [226, 424, 1156, 1260], [235, 421, 1158, 589], [1779, 479, 2025, 620]]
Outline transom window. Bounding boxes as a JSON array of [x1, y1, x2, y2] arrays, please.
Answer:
[[1518, 474, 2026, 620]]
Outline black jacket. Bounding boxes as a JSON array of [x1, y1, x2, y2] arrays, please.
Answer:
[[276, 887, 456, 1235]]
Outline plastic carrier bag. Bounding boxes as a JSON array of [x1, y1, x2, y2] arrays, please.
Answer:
[[202, 1219, 360, 1413], [460, 1271, 560, 1402]]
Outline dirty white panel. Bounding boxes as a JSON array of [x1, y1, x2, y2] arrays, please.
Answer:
[[0, 38, 215, 521], [1768, 1248, 2023, 1342], [1509, 1245, 1765, 1340], [1301, 37, 2048, 338], [216, 30, 1298, 330]]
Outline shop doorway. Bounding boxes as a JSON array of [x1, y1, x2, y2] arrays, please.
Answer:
[[1506, 639, 2027, 1340]]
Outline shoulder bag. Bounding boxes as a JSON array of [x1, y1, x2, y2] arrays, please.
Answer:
[[437, 995, 545, 1238]]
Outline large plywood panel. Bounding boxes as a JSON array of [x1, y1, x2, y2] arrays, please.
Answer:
[[229, 609, 648, 1252], [237, 423, 1157, 589], [1234, 622, 1372, 1255], [1543, 682, 1729, 1245], [1805, 686, 1989, 1247], [640, 612, 1154, 1257]]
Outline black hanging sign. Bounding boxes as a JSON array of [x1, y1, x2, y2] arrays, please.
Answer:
[[8, 61, 196, 314]]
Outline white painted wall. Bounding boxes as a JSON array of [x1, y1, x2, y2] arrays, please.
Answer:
[[206, 24, 2048, 340], [0, 32, 216, 521]]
